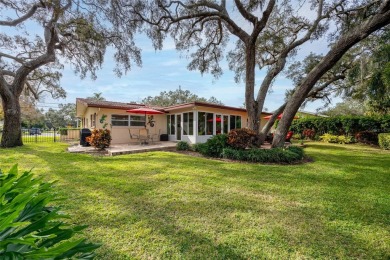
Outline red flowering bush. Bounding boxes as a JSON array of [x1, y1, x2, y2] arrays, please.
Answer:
[[89, 129, 112, 150], [227, 128, 260, 150], [355, 131, 378, 145], [302, 129, 316, 140]]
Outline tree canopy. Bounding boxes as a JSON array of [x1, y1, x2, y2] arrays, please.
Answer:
[[118, 0, 390, 147], [140, 87, 223, 107], [0, 0, 141, 147], [44, 103, 77, 129], [321, 99, 366, 116], [86, 92, 106, 101]]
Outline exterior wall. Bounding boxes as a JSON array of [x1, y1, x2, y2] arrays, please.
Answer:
[[81, 107, 167, 144], [79, 103, 274, 145]]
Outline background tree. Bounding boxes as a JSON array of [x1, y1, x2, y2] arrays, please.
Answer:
[[272, 1, 390, 147], [44, 103, 77, 129], [286, 29, 390, 117], [321, 99, 366, 116], [86, 92, 106, 101], [345, 30, 390, 115], [140, 86, 223, 106], [0, 0, 141, 147]]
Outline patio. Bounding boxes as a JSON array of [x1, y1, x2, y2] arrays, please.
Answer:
[[68, 141, 177, 156]]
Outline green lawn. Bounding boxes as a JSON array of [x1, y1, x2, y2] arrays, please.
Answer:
[[0, 142, 389, 259]]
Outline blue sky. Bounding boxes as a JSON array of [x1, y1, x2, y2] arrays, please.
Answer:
[[46, 33, 331, 112]]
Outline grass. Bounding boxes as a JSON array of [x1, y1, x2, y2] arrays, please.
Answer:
[[0, 142, 389, 259]]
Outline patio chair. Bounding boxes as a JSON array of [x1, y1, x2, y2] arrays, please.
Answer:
[[149, 129, 160, 144], [139, 128, 150, 145], [128, 129, 140, 144]]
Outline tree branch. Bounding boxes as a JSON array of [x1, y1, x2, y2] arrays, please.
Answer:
[[234, 0, 257, 24], [0, 52, 25, 64], [0, 2, 44, 26]]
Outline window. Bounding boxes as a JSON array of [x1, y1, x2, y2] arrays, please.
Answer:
[[236, 116, 242, 128], [229, 115, 241, 130], [189, 112, 194, 135], [198, 112, 206, 135], [198, 112, 213, 135], [206, 113, 213, 135], [130, 115, 145, 127], [216, 115, 222, 134], [230, 115, 236, 130], [111, 115, 129, 126], [167, 114, 175, 135], [223, 115, 229, 134], [183, 112, 194, 135]]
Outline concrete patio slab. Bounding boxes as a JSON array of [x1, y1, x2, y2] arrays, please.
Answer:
[[68, 141, 177, 156]]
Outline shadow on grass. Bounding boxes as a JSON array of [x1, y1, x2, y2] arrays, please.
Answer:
[[1, 143, 389, 258]]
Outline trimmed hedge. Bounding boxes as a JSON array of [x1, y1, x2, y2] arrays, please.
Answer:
[[222, 146, 304, 164], [290, 115, 390, 136], [378, 133, 390, 150]]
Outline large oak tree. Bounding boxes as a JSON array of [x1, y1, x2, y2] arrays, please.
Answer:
[[0, 0, 141, 147]]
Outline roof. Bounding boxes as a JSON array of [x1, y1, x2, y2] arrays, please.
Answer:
[[76, 98, 165, 111], [163, 101, 248, 113], [76, 98, 272, 116]]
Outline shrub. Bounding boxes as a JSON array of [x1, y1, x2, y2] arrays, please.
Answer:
[[290, 115, 390, 136], [320, 133, 354, 144], [192, 143, 208, 154], [292, 133, 302, 140], [222, 146, 304, 164], [0, 165, 100, 259], [320, 133, 339, 143], [302, 129, 316, 140], [192, 135, 228, 157], [203, 134, 228, 158], [176, 141, 190, 151], [355, 131, 379, 145], [336, 135, 354, 144], [227, 128, 260, 150], [89, 128, 112, 150], [378, 133, 390, 150], [59, 128, 68, 135]]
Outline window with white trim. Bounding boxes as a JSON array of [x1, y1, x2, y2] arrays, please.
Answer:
[[130, 115, 146, 127], [111, 115, 129, 126], [183, 112, 194, 135]]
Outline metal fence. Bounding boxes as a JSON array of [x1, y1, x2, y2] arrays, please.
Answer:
[[0, 128, 81, 143], [22, 129, 60, 143]]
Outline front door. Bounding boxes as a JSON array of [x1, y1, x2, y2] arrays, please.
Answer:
[[176, 114, 181, 140]]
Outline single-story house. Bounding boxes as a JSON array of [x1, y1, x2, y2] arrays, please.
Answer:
[[76, 98, 272, 144]]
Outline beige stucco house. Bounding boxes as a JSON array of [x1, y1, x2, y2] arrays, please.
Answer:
[[76, 98, 272, 144]]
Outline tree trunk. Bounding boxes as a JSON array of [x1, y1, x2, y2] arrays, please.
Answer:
[[1, 95, 23, 147], [259, 103, 286, 144], [272, 6, 390, 148], [245, 44, 259, 132]]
